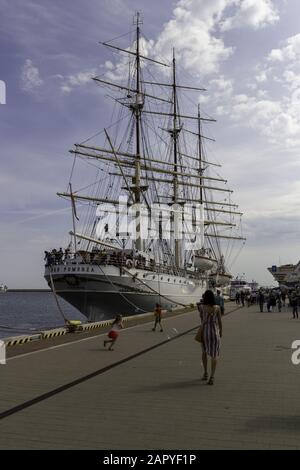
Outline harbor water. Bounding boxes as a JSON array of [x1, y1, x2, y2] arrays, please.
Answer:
[[0, 292, 86, 339]]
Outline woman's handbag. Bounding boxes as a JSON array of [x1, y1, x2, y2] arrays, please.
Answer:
[[194, 326, 203, 343]]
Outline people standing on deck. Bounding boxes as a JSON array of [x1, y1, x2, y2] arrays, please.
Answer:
[[215, 290, 225, 316], [44, 251, 51, 266], [104, 315, 123, 351], [197, 290, 223, 386], [152, 304, 163, 332], [258, 290, 265, 312], [58, 248, 64, 263]]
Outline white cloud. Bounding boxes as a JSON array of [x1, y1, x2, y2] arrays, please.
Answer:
[[65, 0, 279, 94], [255, 71, 268, 82], [59, 69, 97, 94], [204, 75, 234, 106], [221, 0, 279, 31], [231, 93, 300, 146], [141, 0, 278, 77], [210, 76, 234, 95], [268, 34, 300, 64], [268, 48, 283, 62], [20, 59, 43, 93], [153, 0, 234, 76], [282, 70, 300, 90]]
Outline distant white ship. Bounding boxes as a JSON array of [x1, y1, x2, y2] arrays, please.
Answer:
[[229, 277, 252, 300]]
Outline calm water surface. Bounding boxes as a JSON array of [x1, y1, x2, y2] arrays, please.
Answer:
[[0, 292, 86, 339]]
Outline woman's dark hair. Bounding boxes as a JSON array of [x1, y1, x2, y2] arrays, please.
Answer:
[[202, 290, 216, 306]]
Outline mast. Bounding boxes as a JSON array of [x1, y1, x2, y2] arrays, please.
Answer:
[[172, 49, 181, 268], [69, 183, 78, 253], [197, 104, 205, 251], [198, 104, 203, 205], [133, 11, 143, 252]]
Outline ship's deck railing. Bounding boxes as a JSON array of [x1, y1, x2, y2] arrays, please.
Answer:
[[45, 251, 199, 278]]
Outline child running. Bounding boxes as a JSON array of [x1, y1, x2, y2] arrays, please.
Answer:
[[104, 314, 123, 351]]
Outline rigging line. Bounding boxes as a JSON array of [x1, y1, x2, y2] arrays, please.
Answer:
[[122, 267, 188, 307], [73, 173, 108, 195], [81, 159, 103, 241], [226, 235, 236, 266], [140, 30, 170, 69], [82, 171, 102, 240], [144, 119, 174, 155], [228, 241, 246, 270], [84, 176, 100, 235], [49, 271, 69, 325], [102, 29, 135, 45], [67, 154, 77, 192], [94, 262, 147, 312], [104, 129, 136, 202], [143, 108, 170, 160], [79, 112, 131, 145]]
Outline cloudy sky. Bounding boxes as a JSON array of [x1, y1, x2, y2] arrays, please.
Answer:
[[1, 0, 299, 288]]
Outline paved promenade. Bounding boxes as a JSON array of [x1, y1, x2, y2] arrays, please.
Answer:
[[0, 302, 300, 449]]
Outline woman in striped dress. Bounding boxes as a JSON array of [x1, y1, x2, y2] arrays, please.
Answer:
[[197, 290, 223, 385]]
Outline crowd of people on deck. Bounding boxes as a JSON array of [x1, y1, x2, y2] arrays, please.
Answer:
[[44, 248, 70, 266], [44, 247, 149, 269]]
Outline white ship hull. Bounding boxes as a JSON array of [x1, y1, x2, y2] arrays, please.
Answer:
[[45, 263, 207, 321]]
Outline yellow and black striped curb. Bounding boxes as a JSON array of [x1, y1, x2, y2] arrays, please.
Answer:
[[4, 334, 41, 347], [41, 328, 67, 339], [2, 304, 206, 346], [78, 320, 112, 331]]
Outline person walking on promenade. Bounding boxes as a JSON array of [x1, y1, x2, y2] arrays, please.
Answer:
[[104, 314, 123, 351], [235, 291, 240, 305], [240, 290, 245, 307], [281, 291, 286, 307], [258, 290, 265, 312], [291, 293, 298, 319], [215, 289, 225, 316], [269, 293, 276, 312], [277, 294, 282, 312], [197, 290, 223, 386], [152, 303, 163, 332]]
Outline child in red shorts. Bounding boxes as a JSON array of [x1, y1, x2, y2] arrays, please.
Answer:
[[104, 314, 123, 351]]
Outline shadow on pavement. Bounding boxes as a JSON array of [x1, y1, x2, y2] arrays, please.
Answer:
[[244, 415, 300, 433]]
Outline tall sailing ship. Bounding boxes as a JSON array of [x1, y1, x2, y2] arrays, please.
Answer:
[[44, 14, 245, 320]]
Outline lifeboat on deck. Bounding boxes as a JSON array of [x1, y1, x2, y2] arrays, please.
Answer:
[[193, 254, 218, 271]]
